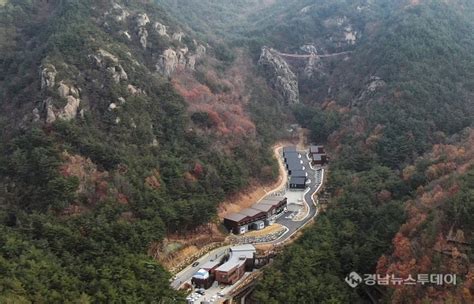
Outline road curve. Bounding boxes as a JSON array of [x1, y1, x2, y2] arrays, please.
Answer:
[[171, 146, 324, 290]]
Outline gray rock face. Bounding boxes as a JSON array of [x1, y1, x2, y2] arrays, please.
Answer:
[[353, 76, 387, 107], [32, 108, 40, 122], [156, 46, 201, 76], [172, 31, 184, 42], [56, 81, 81, 121], [127, 84, 145, 96], [136, 13, 150, 49], [59, 95, 81, 121], [157, 48, 178, 76], [196, 44, 206, 56], [107, 65, 128, 83], [138, 27, 148, 49], [45, 99, 57, 123], [324, 16, 359, 47], [40, 64, 57, 89], [304, 55, 324, 78], [154, 22, 168, 37], [40, 63, 81, 123], [300, 44, 318, 54], [136, 13, 150, 27], [111, 3, 130, 22], [258, 47, 299, 104], [90, 49, 128, 83], [367, 76, 386, 92]]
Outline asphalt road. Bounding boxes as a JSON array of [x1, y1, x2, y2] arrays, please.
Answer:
[[170, 246, 230, 289], [273, 150, 321, 243], [171, 147, 323, 290]]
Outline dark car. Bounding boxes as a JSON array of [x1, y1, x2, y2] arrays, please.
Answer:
[[192, 261, 199, 267], [196, 289, 205, 295]]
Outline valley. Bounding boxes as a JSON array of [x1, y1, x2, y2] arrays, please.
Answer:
[[172, 144, 326, 303], [0, 0, 473, 303]]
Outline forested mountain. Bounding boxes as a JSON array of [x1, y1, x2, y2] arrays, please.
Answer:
[[0, 0, 284, 302], [247, 0, 474, 303], [0, 0, 473, 303]]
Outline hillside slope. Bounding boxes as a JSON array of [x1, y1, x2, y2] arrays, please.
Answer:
[[251, 0, 474, 303], [0, 0, 285, 302]]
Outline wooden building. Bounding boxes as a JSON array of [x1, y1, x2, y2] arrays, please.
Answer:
[[215, 245, 256, 285], [289, 176, 307, 189], [290, 169, 307, 178], [309, 145, 328, 166], [283, 146, 297, 157], [223, 208, 266, 234], [311, 153, 327, 166], [283, 151, 301, 162], [223, 197, 287, 234], [309, 145, 325, 155]]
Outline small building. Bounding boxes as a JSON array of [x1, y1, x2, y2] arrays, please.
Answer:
[[253, 196, 288, 221], [215, 245, 256, 285], [283, 151, 301, 162], [312, 153, 327, 166], [286, 157, 303, 169], [223, 213, 249, 234], [309, 145, 328, 166], [223, 208, 266, 234], [251, 221, 265, 230], [290, 169, 307, 178], [191, 269, 213, 289], [287, 161, 305, 175], [201, 260, 221, 275], [283, 146, 297, 157], [289, 176, 307, 189], [309, 145, 325, 155]]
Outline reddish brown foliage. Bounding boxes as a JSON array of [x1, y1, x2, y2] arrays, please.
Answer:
[[192, 162, 204, 177], [145, 169, 161, 190], [171, 66, 256, 139]]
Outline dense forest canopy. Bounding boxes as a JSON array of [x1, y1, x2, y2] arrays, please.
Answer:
[[0, 0, 473, 303]]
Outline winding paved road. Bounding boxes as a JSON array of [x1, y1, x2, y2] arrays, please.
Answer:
[[273, 149, 322, 243]]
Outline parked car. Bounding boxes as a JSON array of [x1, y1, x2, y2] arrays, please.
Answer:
[[192, 261, 199, 267]]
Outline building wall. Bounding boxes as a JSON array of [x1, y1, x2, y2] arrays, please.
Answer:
[[290, 183, 306, 189], [215, 263, 246, 285]]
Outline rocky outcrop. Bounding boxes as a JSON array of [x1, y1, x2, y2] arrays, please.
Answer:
[[156, 49, 178, 76], [56, 81, 81, 121], [32, 108, 40, 122], [40, 63, 81, 123], [172, 31, 184, 42], [107, 65, 128, 83], [300, 44, 318, 54], [154, 22, 168, 37], [196, 44, 206, 56], [110, 3, 130, 22], [136, 13, 150, 49], [344, 25, 357, 45], [40, 64, 57, 89], [121, 31, 131, 40], [90, 49, 128, 83], [59, 95, 81, 121], [138, 27, 148, 49], [156, 45, 203, 76], [304, 55, 324, 78], [43, 81, 82, 123], [324, 16, 359, 47], [258, 47, 299, 104], [127, 84, 145, 96], [367, 76, 386, 92], [45, 98, 57, 123], [353, 76, 387, 107]]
